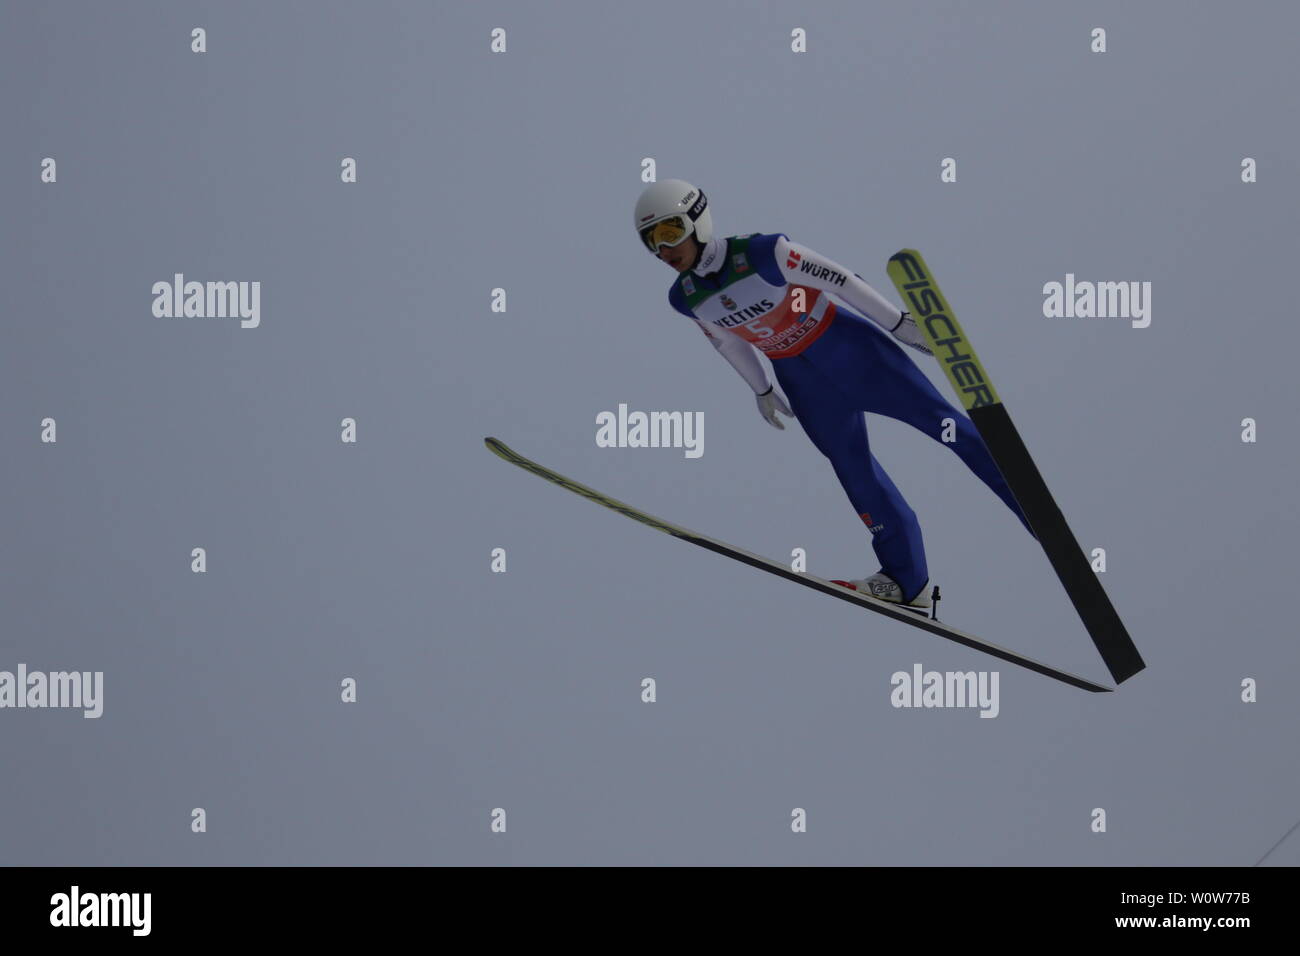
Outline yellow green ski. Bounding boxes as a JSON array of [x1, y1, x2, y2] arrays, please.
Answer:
[[887, 249, 1144, 684]]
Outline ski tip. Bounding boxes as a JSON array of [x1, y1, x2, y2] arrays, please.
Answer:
[[886, 249, 930, 284]]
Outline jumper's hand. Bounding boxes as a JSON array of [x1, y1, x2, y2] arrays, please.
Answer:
[[755, 386, 793, 430], [892, 311, 933, 356]]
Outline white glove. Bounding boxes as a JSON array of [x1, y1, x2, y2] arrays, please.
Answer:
[[755, 386, 793, 429], [890, 311, 933, 356]]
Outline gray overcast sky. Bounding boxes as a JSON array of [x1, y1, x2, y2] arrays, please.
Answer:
[[2, 0, 1296, 865]]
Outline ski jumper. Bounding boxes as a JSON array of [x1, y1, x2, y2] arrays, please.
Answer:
[[667, 233, 1031, 603]]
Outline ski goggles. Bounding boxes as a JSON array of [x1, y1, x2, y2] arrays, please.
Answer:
[[639, 216, 693, 253]]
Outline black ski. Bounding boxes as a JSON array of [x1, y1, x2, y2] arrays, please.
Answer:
[[485, 437, 1111, 693], [886, 249, 1145, 684]]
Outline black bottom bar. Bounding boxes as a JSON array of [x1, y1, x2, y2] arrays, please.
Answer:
[[0, 865, 1279, 940]]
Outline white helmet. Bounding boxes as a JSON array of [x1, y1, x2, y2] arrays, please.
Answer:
[[634, 179, 713, 253]]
